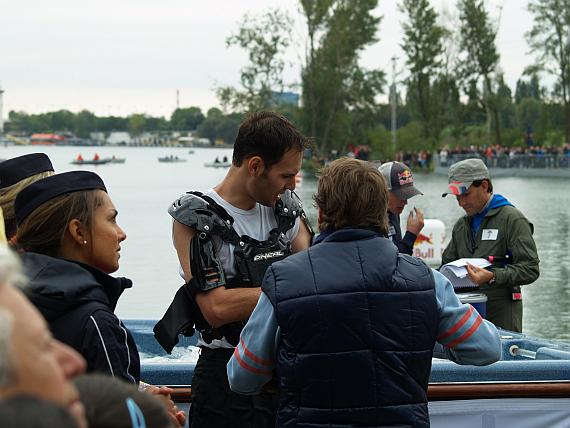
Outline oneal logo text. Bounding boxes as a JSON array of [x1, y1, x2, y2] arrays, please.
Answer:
[[253, 251, 284, 261]]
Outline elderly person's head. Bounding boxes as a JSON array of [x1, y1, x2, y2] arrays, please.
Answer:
[[313, 157, 389, 235], [0, 245, 87, 427]]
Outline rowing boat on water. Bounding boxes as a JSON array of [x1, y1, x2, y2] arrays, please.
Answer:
[[107, 157, 126, 163], [204, 161, 231, 168], [158, 157, 187, 163], [70, 158, 110, 165]]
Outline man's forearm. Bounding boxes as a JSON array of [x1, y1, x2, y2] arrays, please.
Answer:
[[195, 286, 262, 327]]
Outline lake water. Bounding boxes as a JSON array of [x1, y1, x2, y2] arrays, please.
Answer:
[[2, 144, 569, 343]]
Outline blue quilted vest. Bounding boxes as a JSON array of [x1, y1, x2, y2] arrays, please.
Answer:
[[262, 228, 438, 428]]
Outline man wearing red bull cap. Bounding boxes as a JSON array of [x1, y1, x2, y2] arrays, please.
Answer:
[[441, 158, 540, 332], [378, 161, 424, 255]]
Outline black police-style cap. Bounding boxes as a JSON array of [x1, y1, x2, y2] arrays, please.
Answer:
[[0, 153, 54, 189], [14, 171, 107, 226]]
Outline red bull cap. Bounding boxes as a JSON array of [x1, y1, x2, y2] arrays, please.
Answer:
[[378, 161, 422, 200]]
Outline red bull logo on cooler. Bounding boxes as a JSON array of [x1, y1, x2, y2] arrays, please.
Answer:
[[414, 233, 433, 246]]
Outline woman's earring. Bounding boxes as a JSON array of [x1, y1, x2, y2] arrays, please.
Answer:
[[83, 241, 87, 245]]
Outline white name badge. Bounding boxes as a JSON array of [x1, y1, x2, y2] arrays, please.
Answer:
[[388, 225, 396, 243], [481, 229, 499, 240]]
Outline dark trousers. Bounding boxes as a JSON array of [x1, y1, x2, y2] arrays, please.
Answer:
[[480, 287, 523, 333], [189, 347, 279, 428]]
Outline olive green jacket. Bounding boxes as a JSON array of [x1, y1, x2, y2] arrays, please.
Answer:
[[441, 203, 540, 289]]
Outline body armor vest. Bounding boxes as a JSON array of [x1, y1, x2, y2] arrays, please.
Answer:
[[154, 190, 312, 351]]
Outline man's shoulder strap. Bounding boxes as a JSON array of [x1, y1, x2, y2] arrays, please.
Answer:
[[168, 191, 240, 244], [275, 190, 315, 238]]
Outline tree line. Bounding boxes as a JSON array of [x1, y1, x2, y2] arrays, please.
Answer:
[[5, 107, 247, 145], [218, 0, 570, 159], [5, 0, 570, 158]]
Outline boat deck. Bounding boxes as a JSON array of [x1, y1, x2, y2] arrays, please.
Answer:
[[127, 319, 570, 426], [128, 319, 570, 393]]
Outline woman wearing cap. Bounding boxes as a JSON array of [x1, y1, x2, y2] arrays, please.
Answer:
[[0, 153, 55, 239], [9, 170, 140, 384]]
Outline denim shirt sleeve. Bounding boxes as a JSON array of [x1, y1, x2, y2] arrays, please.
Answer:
[[227, 292, 280, 394], [432, 269, 502, 365]]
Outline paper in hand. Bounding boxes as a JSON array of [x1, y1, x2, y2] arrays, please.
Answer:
[[440, 258, 491, 288]]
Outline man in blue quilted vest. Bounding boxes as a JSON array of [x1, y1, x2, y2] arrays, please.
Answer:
[[228, 157, 501, 428]]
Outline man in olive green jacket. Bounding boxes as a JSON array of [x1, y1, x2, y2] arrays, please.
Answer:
[[441, 159, 539, 332]]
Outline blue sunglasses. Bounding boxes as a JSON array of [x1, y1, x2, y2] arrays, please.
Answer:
[[126, 397, 146, 428]]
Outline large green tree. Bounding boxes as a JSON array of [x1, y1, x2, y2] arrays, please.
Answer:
[[95, 116, 129, 133], [45, 110, 75, 132], [433, 7, 466, 142], [526, 0, 570, 143], [197, 114, 242, 145], [217, 8, 293, 112], [129, 114, 146, 142], [399, 0, 443, 144], [170, 107, 205, 130], [298, 0, 385, 156], [457, 0, 501, 146], [74, 110, 97, 138], [515, 75, 541, 104]]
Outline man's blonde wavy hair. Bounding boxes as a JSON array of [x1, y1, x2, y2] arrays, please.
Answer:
[[313, 157, 389, 235]]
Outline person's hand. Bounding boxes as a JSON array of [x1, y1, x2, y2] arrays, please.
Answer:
[[167, 409, 187, 428], [406, 207, 424, 236], [466, 263, 494, 286], [167, 407, 186, 427], [144, 385, 187, 427]]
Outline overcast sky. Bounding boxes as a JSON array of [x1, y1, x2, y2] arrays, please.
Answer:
[[0, 0, 542, 121]]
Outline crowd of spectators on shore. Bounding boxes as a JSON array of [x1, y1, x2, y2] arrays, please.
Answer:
[[309, 143, 372, 166], [310, 145, 435, 170], [438, 143, 570, 169], [395, 150, 433, 169], [308, 140, 570, 171]]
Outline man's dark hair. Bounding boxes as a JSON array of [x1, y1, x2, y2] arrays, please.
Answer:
[[472, 178, 493, 193], [232, 110, 312, 169]]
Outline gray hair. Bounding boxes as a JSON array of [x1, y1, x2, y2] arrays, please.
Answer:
[[0, 245, 27, 290], [0, 244, 27, 387]]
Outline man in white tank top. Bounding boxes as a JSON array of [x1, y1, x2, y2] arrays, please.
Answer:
[[172, 110, 313, 428]]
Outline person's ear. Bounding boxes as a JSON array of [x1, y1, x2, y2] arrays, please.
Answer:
[[317, 207, 325, 233], [248, 156, 264, 177], [67, 219, 86, 246]]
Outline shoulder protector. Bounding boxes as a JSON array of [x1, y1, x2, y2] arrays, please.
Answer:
[[168, 192, 236, 241], [276, 190, 315, 241], [275, 190, 304, 220]]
